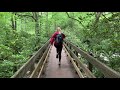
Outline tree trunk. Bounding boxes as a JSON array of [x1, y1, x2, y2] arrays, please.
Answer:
[[35, 19, 39, 36], [35, 19, 40, 46], [33, 12, 40, 36], [93, 12, 103, 30], [24, 17, 26, 31], [21, 19, 22, 30], [14, 13, 17, 30], [32, 12, 40, 46], [71, 12, 74, 31], [39, 12, 42, 34], [46, 12, 49, 37], [11, 13, 17, 30]]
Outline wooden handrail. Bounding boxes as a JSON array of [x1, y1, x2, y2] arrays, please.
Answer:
[[64, 40, 120, 78], [64, 43, 95, 78], [30, 44, 51, 78], [11, 39, 50, 78]]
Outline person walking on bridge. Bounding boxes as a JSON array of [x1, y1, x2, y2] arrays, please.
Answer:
[[50, 27, 65, 65]]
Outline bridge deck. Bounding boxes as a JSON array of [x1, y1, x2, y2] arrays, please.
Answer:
[[42, 45, 79, 78]]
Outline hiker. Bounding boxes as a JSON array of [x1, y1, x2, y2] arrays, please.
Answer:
[[50, 27, 65, 65]]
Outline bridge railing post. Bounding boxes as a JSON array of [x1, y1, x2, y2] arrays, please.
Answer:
[[75, 51, 79, 67], [87, 52, 94, 72], [88, 62, 93, 72], [75, 51, 78, 57]]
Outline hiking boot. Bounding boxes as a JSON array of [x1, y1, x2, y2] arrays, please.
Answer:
[[56, 54, 58, 58], [58, 61, 61, 65]]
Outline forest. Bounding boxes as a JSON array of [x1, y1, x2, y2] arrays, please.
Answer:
[[0, 12, 120, 78]]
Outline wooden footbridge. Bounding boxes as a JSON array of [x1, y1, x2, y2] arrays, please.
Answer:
[[11, 39, 120, 78]]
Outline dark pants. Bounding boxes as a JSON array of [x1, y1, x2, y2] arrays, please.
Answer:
[[54, 44, 63, 62]]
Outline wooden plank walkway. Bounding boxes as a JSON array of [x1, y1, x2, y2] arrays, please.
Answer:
[[42, 45, 79, 78]]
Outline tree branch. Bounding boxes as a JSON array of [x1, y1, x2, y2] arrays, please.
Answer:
[[15, 13, 36, 21], [32, 12, 36, 21], [102, 13, 111, 22], [66, 12, 85, 28]]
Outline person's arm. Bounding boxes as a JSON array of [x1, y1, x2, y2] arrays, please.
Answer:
[[50, 32, 57, 45], [50, 37, 54, 45]]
